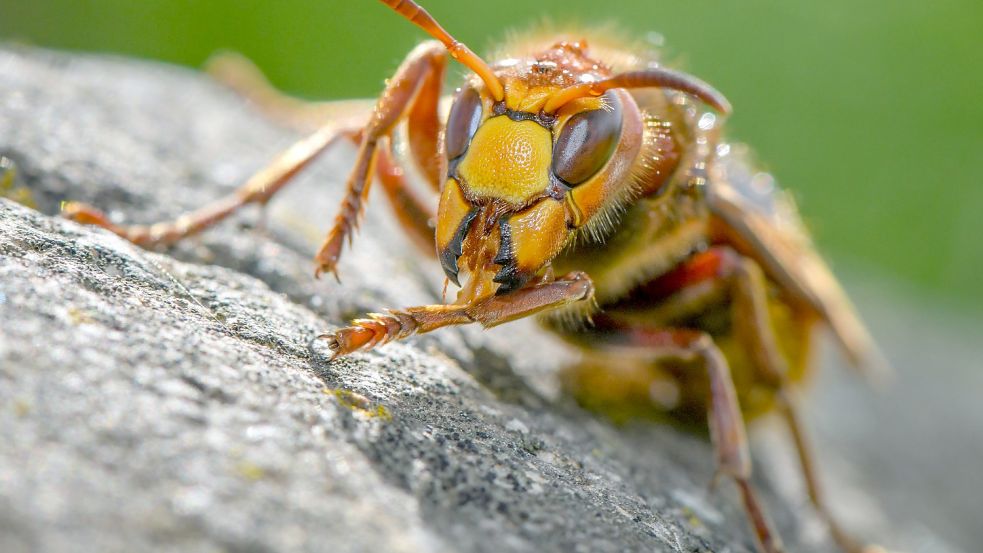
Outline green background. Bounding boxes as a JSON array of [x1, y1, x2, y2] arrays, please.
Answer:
[[3, 0, 982, 310]]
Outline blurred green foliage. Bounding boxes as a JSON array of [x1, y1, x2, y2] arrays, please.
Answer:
[[3, 1, 982, 309]]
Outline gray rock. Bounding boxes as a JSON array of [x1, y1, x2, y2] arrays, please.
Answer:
[[0, 46, 974, 553]]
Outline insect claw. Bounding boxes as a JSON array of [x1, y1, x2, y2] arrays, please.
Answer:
[[313, 263, 342, 283], [313, 332, 343, 360]]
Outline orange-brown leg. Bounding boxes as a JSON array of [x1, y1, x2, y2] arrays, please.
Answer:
[[403, 49, 444, 192], [777, 392, 878, 553], [582, 323, 784, 553], [645, 245, 874, 553], [375, 137, 437, 256], [313, 41, 446, 278], [207, 52, 438, 256], [724, 249, 878, 553], [65, 43, 446, 260], [321, 271, 593, 357], [208, 50, 444, 193], [62, 125, 357, 248]]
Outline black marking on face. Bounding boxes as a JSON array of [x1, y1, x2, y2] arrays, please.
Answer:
[[492, 216, 526, 295], [491, 100, 557, 129], [440, 208, 479, 286]]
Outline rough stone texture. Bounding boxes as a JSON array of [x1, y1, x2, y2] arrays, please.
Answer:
[[0, 46, 977, 553]]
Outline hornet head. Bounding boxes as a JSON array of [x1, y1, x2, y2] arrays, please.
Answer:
[[377, 1, 731, 301], [436, 53, 649, 299]]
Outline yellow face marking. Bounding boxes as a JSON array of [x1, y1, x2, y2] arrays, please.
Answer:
[[435, 178, 473, 254], [503, 79, 528, 112], [508, 199, 572, 275], [516, 88, 553, 113], [500, 76, 561, 113], [457, 118, 553, 207]]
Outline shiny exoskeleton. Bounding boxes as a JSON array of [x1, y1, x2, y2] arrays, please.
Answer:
[[63, 2, 888, 552]]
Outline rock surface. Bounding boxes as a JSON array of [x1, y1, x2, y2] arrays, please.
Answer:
[[0, 46, 976, 553]]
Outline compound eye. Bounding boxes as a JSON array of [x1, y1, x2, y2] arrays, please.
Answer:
[[445, 87, 483, 160], [552, 91, 623, 186]]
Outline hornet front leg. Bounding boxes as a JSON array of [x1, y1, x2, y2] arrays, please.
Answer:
[[320, 272, 594, 358], [313, 41, 446, 278]]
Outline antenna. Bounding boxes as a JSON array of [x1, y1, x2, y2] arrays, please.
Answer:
[[379, 0, 505, 101], [544, 67, 732, 115]]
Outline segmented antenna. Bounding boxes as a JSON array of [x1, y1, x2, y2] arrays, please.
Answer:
[[379, 0, 505, 101], [543, 67, 732, 115]]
